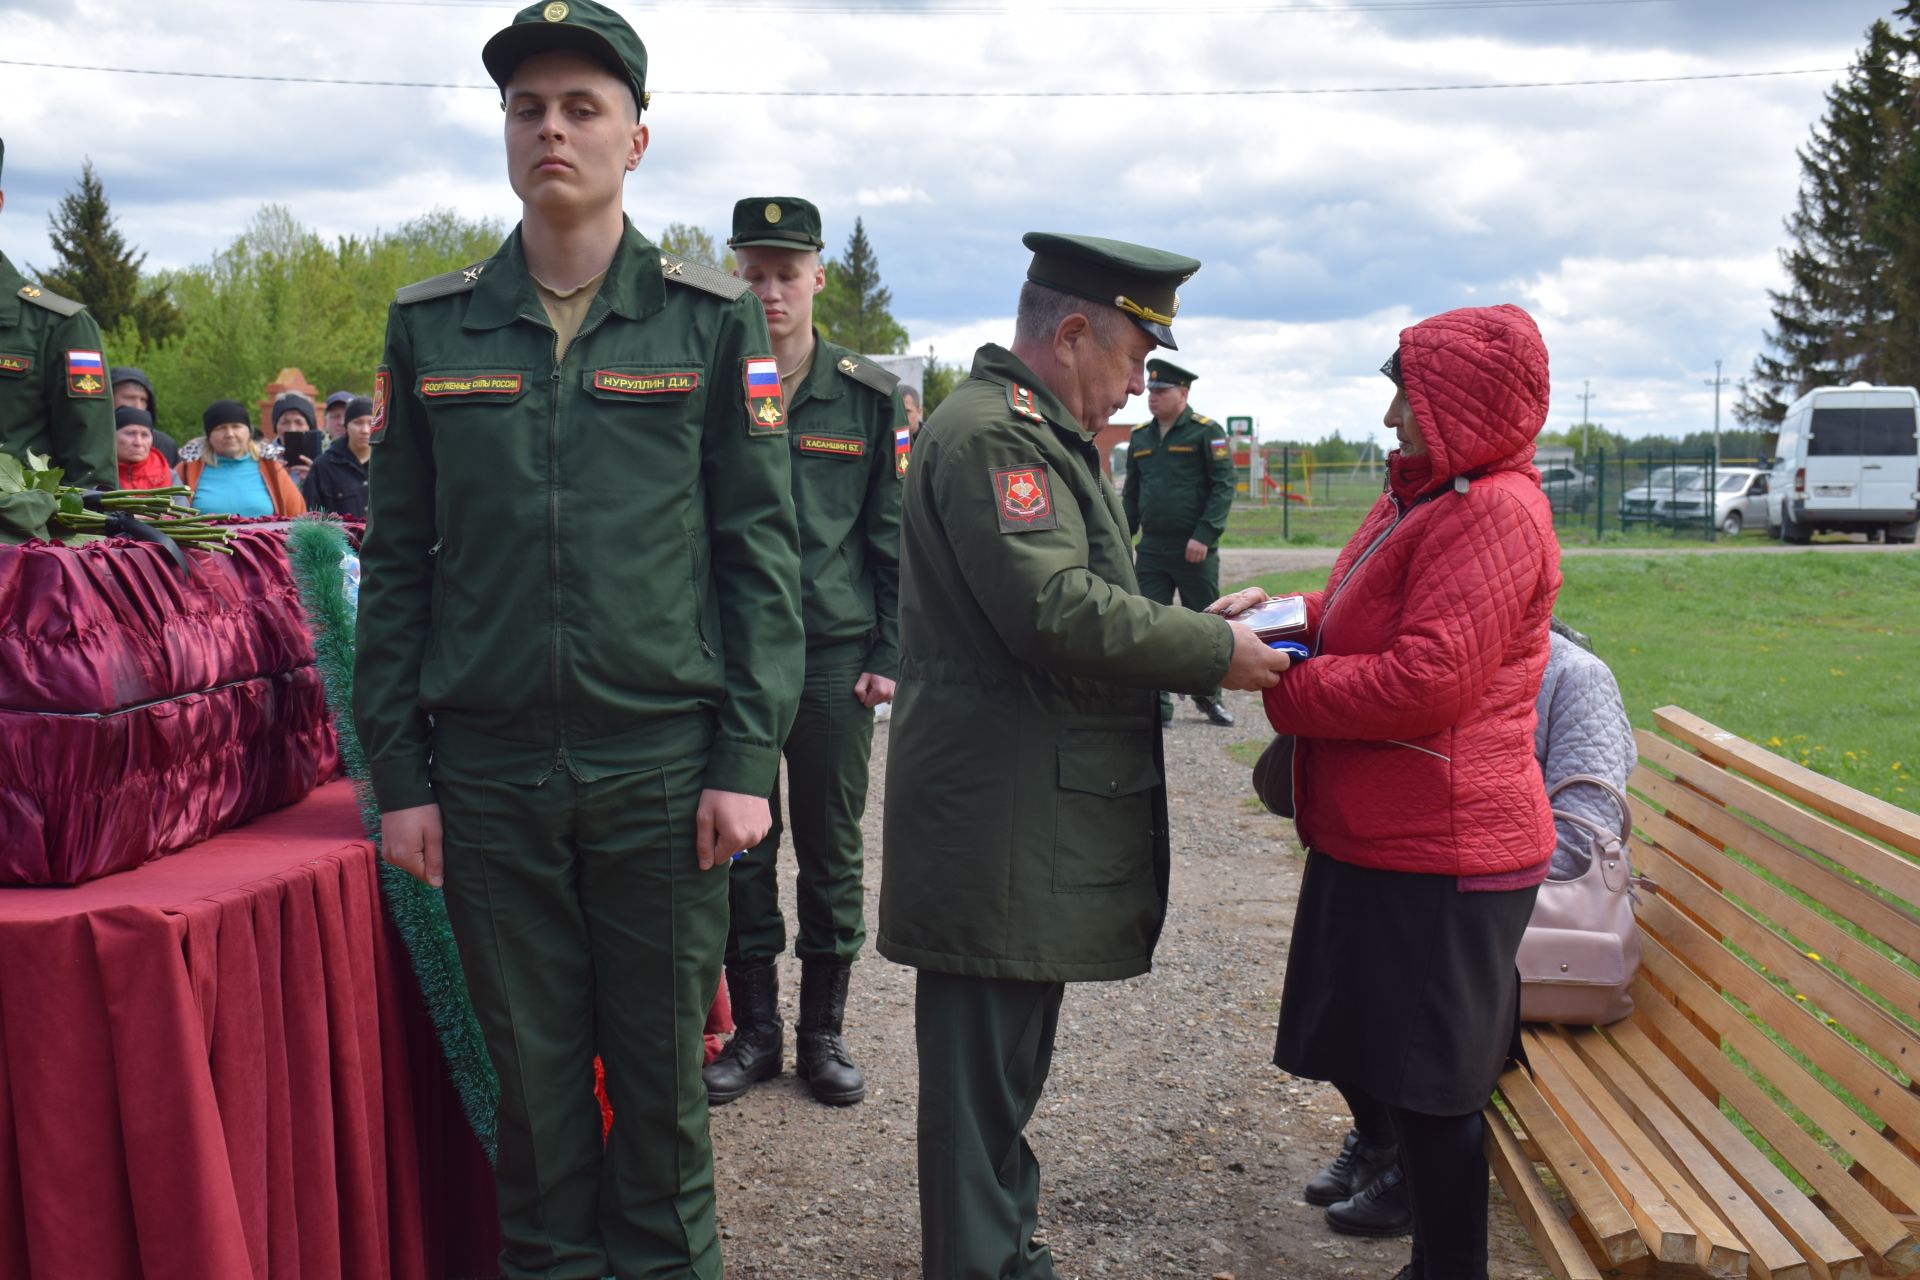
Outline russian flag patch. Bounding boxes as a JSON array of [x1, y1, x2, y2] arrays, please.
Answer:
[[895, 424, 912, 477], [66, 349, 107, 398], [744, 357, 785, 433]]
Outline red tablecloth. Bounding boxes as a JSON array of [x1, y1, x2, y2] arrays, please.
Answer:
[[0, 781, 497, 1279]]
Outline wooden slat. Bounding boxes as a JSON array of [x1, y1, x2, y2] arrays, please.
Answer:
[[1631, 814, 1920, 1094], [1498, 1063, 1648, 1265], [1633, 765, 1920, 1026], [1525, 1026, 1699, 1265], [1637, 892, 1920, 1195], [1531, 1027, 1749, 1276], [1656, 707, 1920, 866], [1565, 1025, 1810, 1280], [1635, 734, 1920, 939], [1484, 1102, 1606, 1280], [1632, 946, 1920, 1272], [1609, 1018, 1869, 1280]]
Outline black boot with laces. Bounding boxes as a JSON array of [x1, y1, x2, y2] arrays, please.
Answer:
[[1304, 1130, 1397, 1207], [1326, 1162, 1414, 1238]]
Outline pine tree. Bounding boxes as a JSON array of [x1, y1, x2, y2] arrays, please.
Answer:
[[1738, 14, 1920, 425], [816, 218, 907, 355], [34, 159, 182, 346]]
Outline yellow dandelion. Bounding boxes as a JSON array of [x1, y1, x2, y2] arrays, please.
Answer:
[[1805, 951, 1821, 961], [1795, 993, 1808, 1002], [1829, 668, 1846, 677], [1767, 736, 1784, 748]]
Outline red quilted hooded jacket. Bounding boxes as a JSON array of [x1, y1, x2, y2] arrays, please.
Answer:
[[1263, 304, 1561, 878]]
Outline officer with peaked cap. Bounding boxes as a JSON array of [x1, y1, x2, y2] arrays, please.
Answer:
[[351, 4, 803, 1276], [1124, 356, 1240, 725], [879, 231, 1291, 1279], [0, 137, 117, 489], [703, 196, 905, 1111]]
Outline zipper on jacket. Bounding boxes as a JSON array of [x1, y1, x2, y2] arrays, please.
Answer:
[[545, 306, 617, 760]]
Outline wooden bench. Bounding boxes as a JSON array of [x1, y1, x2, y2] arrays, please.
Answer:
[[1484, 706, 1920, 1279]]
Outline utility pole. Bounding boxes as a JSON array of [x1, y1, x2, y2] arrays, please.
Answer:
[[1703, 360, 1729, 465], [1580, 380, 1593, 458]]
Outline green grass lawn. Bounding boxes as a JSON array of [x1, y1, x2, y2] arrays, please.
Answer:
[[1230, 550, 1920, 815]]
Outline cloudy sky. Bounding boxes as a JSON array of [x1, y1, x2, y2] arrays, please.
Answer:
[[0, 0, 1898, 449]]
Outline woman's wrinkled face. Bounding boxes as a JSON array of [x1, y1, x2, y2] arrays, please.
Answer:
[[1384, 388, 1426, 458], [210, 422, 251, 458], [116, 424, 152, 465]]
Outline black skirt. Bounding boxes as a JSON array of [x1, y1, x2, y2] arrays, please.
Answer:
[[1273, 849, 1538, 1116]]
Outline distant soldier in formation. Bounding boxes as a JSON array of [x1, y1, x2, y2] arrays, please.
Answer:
[[1123, 357, 1239, 725], [0, 137, 116, 489], [703, 196, 905, 1109]]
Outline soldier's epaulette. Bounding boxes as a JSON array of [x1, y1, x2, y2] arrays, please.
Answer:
[[395, 263, 487, 306], [831, 352, 900, 398], [1193, 413, 1214, 426], [660, 254, 750, 301], [16, 283, 86, 318]]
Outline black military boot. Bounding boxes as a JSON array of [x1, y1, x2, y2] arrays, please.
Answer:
[[1304, 1130, 1397, 1206], [1326, 1162, 1413, 1238], [796, 959, 866, 1106], [1193, 694, 1234, 726], [702, 960, 782, 1105]]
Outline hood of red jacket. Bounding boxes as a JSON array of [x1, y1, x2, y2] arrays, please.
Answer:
[[1393, 303, 1550, 493]]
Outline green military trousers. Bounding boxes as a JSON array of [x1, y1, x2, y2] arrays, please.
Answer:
[[916, 969, 1067, 1280], [435, 747, 726, 1280], [1135, 543, 1223, 717], [727, 642, 874, 965]]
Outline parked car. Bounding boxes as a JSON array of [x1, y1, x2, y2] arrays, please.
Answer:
[[1764, 383, 1920, 543], [1659, 467, 1770, 535], [1533, 464, 1597, 514], [1617, 467, 1705, 525]]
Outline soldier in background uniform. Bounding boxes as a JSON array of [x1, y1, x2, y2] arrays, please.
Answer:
[[0, 138, 117, 489], [702, 196, 904, 1109], [879, 232, 1291, 1280], [1123, 358, 1238, 725], [351, 5, 803, 1277]]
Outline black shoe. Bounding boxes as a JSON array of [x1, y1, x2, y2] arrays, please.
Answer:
[[1194, 695, 1234, 727], [1326, 1163, 1413, 1239], [703, 960, 783, 1105], [1304, 1131, 1396, 1206], [796, 958, 867, 1106]]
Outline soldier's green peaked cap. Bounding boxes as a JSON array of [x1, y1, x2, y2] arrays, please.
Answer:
[[729, 197, 825, 251], [483, 0, 649, 116], [1021, 231, 1199, 351], [1146, 359, 1197, 389]]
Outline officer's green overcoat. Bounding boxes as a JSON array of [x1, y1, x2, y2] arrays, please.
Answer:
[[878, 344, 1232, 983]]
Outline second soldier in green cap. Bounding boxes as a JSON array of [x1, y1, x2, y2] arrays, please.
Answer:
[[1123, 358, 1239, 725], [702, 196, 906, 1109]]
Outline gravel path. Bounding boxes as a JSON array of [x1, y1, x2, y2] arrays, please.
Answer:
[[710, 695, 1547, 1279]]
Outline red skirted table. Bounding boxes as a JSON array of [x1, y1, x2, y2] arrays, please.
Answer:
[[0, 781, 498, 1279]]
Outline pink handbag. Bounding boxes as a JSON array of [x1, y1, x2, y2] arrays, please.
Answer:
[[1517, 774, 1644, 1026]]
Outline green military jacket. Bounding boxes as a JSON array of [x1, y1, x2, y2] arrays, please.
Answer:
[[0, 252, 115, 489], [353, 219, 804, 811], [877, 344, 1234, 983], [1121, 405, 1236, 554], [785, 333, 905, 676]]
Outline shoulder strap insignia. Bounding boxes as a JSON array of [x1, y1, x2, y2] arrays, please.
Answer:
[[1192, 414, 1213, 426], [661, 253, 750, 301], [1007, 382, 1048, 425], [18, 284, 86, 318], [834, 353, 900, 397], [395, 262, 487, 306]]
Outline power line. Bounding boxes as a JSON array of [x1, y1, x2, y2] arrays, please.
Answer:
[[285, 0, 1685, 11], [0, 57, 1845, 96]]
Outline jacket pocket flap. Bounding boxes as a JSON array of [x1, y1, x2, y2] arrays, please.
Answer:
[[1057, 739, 1160, 798], [1517, 927, 1628, 987]]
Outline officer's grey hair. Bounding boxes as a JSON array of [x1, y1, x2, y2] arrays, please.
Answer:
[[1013, 282, 1132, 350]]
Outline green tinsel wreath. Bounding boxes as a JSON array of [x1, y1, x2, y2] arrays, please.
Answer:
[[286, 516, 498, 1165]]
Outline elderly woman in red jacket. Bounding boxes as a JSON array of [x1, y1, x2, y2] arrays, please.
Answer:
[[1216, 304, 1559, 1280]]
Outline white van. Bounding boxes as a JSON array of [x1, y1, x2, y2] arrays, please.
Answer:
[[1765, 384, 1919, 543]]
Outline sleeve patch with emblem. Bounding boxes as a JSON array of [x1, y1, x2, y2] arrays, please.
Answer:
[[66, 349, 107, 397], [797, 434, 865, 457], [894, 425, 912, 477], [991, 464, 1058, 533], [1211, 436, 1230, 459], [370, 367, 391, 442], [745, 356, 786, 433]]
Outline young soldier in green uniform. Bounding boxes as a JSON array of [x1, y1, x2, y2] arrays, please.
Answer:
[[1123, 358, 1239, 725], [0, 138, 117, 489], [879, 233, 1292, 1280], [352, 5, 803, 1277], [702, 196, 904, 1109]]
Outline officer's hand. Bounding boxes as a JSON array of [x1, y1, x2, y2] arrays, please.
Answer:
[[696, 790, 771, 871], [1184, 538, 1208, 564], [853, 672, 896, 707], [381, 804, 444, 887], [1206, 586, 1269, 618], [1220, 621, 1292, 691]]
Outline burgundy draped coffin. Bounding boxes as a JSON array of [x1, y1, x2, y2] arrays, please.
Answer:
[[0, 526, 341, 885]]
